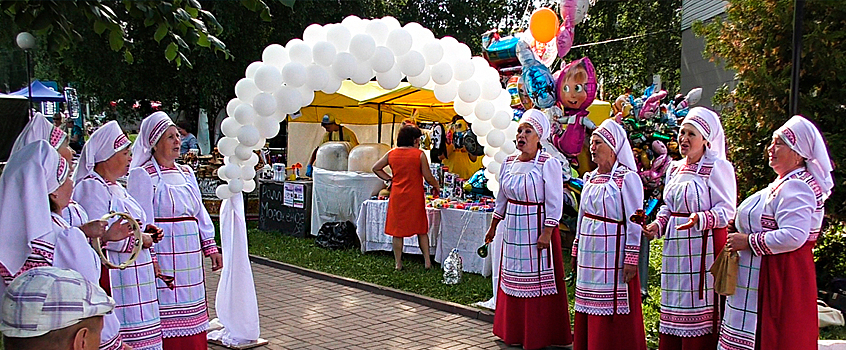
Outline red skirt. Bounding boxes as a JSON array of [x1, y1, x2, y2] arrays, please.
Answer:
[[573, 274, 647, 350], [162, 331, 207, 350], [658, 332, 718, 350], [493, 229, 573, 350], [756, 242, 817, 350]]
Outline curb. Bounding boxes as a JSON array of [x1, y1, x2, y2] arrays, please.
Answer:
[[247, 254, 495, 323]]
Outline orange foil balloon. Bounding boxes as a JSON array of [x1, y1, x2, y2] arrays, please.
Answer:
[[529, 8, 559, 43]]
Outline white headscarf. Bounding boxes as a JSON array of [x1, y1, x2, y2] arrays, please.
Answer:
[[681, 107, 727, 161], [73, 121, 131, 184], [10, 113, 67, 155], [0, 141, 70, 277], [130, 112, 174, 169], [775, 115, 834, 199], [518, 109, 551, 142], [594, 119, 638, 171]]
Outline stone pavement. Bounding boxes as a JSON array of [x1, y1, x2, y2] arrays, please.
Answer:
[[204, 260, 524, 350]]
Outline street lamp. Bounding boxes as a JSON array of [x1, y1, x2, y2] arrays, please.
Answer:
[[16, 32, 35, 118]]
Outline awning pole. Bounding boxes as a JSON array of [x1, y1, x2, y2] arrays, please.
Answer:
[[789, 0, 804, 115], [390, 114, 396, 147], [378, 104, 382, 143]]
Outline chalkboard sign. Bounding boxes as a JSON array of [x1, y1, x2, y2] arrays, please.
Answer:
[[258, 180, 312, 237], [198, 177, 223, 199]]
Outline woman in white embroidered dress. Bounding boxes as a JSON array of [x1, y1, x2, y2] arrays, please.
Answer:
[[643, 107, 736, 349], [484, 109, 572, 350], [73, 121, 165, 350], [127, 112, 222, 350], [719, 115, 832, 350], [0, 140, 132, 350], [572, 119, 646, 350]]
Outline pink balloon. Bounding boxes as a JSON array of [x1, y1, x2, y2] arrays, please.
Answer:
[[556, 25, 574, 58]]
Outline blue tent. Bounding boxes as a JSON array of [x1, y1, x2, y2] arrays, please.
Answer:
[[10, 80, 66, 102]]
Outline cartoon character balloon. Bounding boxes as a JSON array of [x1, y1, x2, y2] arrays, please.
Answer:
[[551, 57, 597, 157], [518, 40, 557, 109]]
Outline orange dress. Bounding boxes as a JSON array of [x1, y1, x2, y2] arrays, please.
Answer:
[[385, 148, 428, 237]]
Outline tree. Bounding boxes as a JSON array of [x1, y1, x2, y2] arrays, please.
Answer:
[[695, 0, 846, 219], [2, 0, 294, 67]]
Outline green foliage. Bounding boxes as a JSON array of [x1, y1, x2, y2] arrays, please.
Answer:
[[815, 222, 846, 288], [695, 0, 846, 217], [1, 0, 295, 67]]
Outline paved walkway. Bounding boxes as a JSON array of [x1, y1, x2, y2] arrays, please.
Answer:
[[205, 261, 520, 350]]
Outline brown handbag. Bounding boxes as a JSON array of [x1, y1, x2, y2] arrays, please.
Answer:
[[710, 247, 739, 296]]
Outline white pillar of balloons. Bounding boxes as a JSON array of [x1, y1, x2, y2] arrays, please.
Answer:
[[212, 17, 519, 343]]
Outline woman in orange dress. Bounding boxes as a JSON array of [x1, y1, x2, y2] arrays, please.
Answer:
[[373, 125, 441, 270]]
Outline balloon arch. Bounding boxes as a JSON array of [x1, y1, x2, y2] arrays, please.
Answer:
[[215, 15, 520, 199]]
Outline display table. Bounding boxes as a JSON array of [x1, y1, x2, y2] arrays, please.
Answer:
[[310, 168, 385, 236], [356, 200, 493, 276], [356, 200, 440, 254]]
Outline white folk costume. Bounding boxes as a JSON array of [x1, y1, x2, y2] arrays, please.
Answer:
[[491, 109, 572, 350], [0, 141, 124, 350], [719, 116, 832, 350], [127, 112, 218, 349], [652, 108, 736, 349], [572, 119, 646, 350], [73, 121, 163, 350]]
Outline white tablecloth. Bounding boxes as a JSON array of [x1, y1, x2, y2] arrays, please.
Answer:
[[355, 200, 440, 254], [356, 200, 493, 276], [311, 168, 385, 236]]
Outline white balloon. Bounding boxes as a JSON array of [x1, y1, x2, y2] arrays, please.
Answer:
[[487, 178, 500, 193], [252, 93, 277, 117], [332, 52, 356, 79], [287, 41, 313, 64], [245, 153, 260, 167], [262, 44, 288, 68], [474, 101, 495, 121], [235, 144, 253, 161], [312, 41, 337, 66], [433, 81, 457, 103], [463, 113, 478, 124], [321, 74, 343, 94], [241, 165, 257, 180], [341, 15, 363, 32], [491, 111, 511, 130], [226, 99, 243, 117], [430, 62, 453, 85], [216, 185, 234, 199], [237, 125, 261, 147], [482, 155, 493, 168], [245, 61, 263, 79], [297, 86, 315, 106], [274, 86, 302, 114], [282, 62, 307, 88], [326, 25, 352, 52], [386, 28, 412, 56], [422, 41, 444, 65], [506, 121, 519, 137], [365, 20, 390, 46], [370, 46, 395, 73], [477, 133, 489, 147], [221, 118, 242, 138], [471, 119, 493, 137], [494, 90, 513, 110], [252, 138, 266, 151], [382, 16, 401, 30], [233, 104, 257, 125], [228, 178, 244, 193], [407, 66, 430, 88], [502, 138, 517, 154], [376, 65, 402, 90], [488, 161, 501, 175], [224, 156, 241, 166], [256, 116, 281, 139], [483, 143, 496, 157], [455, 43, 472, 60], [217, 137, 239, 156], [243, 179, 257, 193], [458, 80, 481, 103], [351, 59, 374, 85], [452, 58, 475, 81], [254, 65, 283, 92], [486, 129, 506, 148], [494, 150, 508, 163], [223, 163, 241, 180], [235, 78, 261, 104], [440, 36, 459, 53], [453, 98, 475, 117], [398, 50, 425, 77], [306, 64, 329, 91], [349, 34, 376, 61], [303, 24, 325, 43]]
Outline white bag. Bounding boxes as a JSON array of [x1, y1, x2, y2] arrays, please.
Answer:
[[819, 300, 845, 328]]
